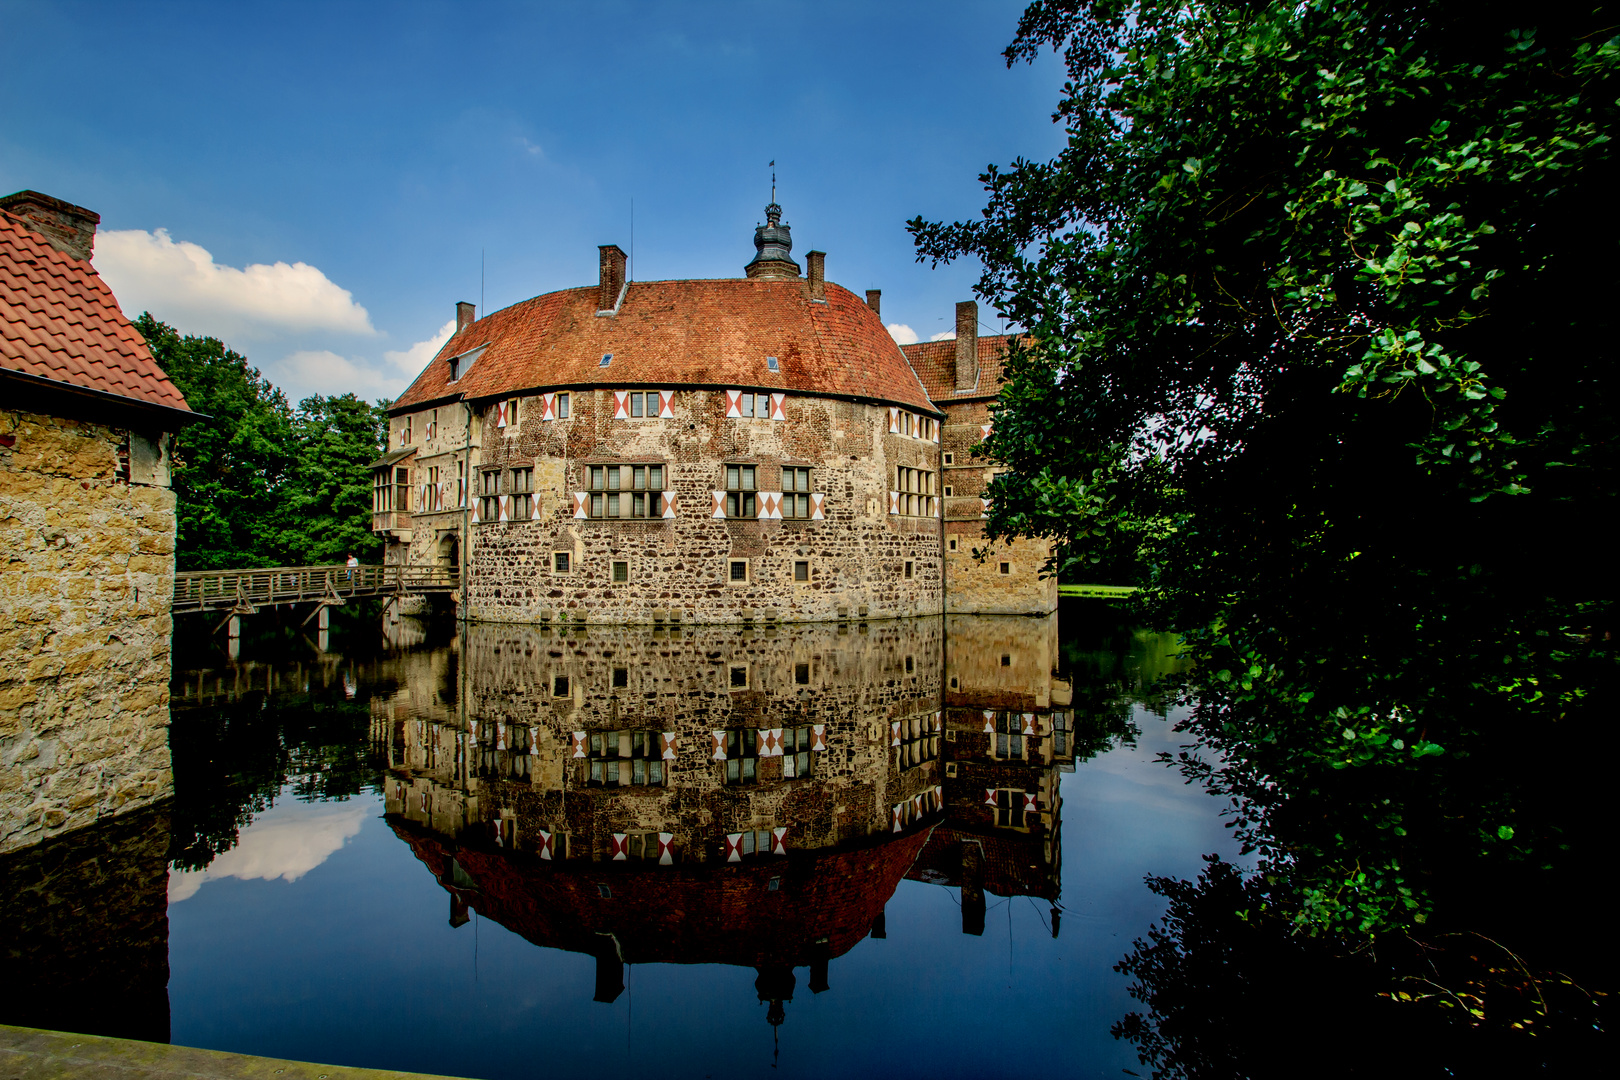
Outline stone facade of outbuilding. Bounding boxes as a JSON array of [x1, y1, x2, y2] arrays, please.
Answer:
[[0, 192, 195, 853]]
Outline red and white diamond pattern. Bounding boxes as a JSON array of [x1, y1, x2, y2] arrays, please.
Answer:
[[888, 491, 899, 515], [661, 492, 678, 518], [1023, 792, 1038, 814], [889, 720, 901, 747], [711, 491, 727, 518], [658, 390, 676, 418], [496, 494, 509, 522], [571, 732, 587, 758], [657, 833, 675, 865], [980, 422, 992, 442], [612, 391, 630, 420], [573, 492, 589, 519], [888, 407, 900, 434], [495, 722, 506, 750], [982, 710, 995, 734], [1021, 713, 1038, 736], [531, 494, 542, 521], [759, 728, 784, 757], [980, 498, 990, 519], [611, 833, 629, 861], [810, 492, 825, 520], [984, 788, 998, 807], [891, 804, 903, 832], [495, 401, 508, 428], [537, 829, 554, 860], [724, 390, 744, 418], [770, 827, 787, 855], [540, 393, 556, 420], [725, 833, 745, 862], [711, 731, 727, 761], [769, 392, 786, 421], [810, 724, 826, 751], [660, 732, 678, 761], [757, 492, 782, 520]]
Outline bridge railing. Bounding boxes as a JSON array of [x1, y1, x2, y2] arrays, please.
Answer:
[[172, 563, 458, 614]]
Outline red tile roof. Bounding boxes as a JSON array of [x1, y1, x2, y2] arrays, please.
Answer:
[[0, 210, 190, 414], [900, 333, 1025, 403], [392, 278, 938, 414]]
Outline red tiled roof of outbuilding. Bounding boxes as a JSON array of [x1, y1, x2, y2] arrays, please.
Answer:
[[900, 333, 1026, 404], [392, 278, 938, 415], [0, 211, 190, 413]]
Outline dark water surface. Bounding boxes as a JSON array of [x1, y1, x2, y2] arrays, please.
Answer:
[[4, 605, 1237, 1078]]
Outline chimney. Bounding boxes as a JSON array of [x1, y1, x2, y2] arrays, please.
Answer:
[[0, 190, 100, 261], [954, 300, 979, 391], [598, 244, 627, 312], [806, 250, 825, 301], [865, 289, 881, 317], [456, 301, 476, 334]]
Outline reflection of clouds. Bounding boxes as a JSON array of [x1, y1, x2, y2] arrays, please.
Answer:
[[169, 800, 368, 903]]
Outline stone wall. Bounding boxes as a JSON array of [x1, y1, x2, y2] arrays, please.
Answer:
[[0, 408, 175, 853], [395, 389, 945, 624], [939, 396, 1058, 615]]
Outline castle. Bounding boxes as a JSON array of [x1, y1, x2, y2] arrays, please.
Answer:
[[378, 200, 1055, 624]]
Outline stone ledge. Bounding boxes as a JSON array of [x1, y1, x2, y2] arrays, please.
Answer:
[[0, 1025, 473, 1080]]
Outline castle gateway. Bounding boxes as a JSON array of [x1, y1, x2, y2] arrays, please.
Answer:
[[379, 202, 1055, 624]]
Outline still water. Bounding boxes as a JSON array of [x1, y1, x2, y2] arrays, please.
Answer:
[[2, 605, 1229, 1078]]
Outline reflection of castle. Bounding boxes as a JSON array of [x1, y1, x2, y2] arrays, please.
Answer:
[[373, 613, 1070, 1022]]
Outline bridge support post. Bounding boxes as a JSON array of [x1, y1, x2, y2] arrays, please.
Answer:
[[317, 605, 330, 630]]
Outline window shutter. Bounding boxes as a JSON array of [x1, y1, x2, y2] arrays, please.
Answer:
[[710, 731, 727, 761], [613, 391, 630, 419], [725, 390, 743, 418], [571, 732, 587, 758], [725, 833, 744, 862], [572, 493, 589, 519], [660, 733, 677, 761], [658, 390, 675, 418], [769, 392, 785, 421], [711, 491, 727, 518]]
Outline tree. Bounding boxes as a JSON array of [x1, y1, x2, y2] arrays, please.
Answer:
[[911, 0, 1617, 940], [277, 393, 387, 565], [136, 314, 294, 570]]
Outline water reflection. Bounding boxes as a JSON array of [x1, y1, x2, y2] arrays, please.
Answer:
[[372, 615, 1082, 1020]]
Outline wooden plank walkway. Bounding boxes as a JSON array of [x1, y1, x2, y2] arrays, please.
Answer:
[[171, 563, 457, 615]]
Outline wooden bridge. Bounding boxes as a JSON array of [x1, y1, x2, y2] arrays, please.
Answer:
[[172, 562, 458, 622]]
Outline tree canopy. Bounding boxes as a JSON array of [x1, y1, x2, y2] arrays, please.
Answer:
[[138, 314, 386, 571], [912, 0, 1617, 947]]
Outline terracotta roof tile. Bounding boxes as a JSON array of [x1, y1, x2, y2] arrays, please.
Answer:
[[392, 278, 938, 415], [0, 211, 190, 412], [900, 333, 1025, 404]]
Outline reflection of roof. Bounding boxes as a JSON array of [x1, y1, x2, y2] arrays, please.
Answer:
[[906, 824, 1058, 901], [388, 817, 932, 968], [900, 334, 1025, 403], [366, 446, 416, 470], [392, 279, 937, 414], [0, 210, 191, 415]]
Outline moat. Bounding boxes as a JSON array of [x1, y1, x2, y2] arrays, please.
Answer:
[[2, 603, 1230, 1078]]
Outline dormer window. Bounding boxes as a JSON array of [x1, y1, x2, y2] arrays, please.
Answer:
[[600, 353, 613, 368], [767, 356, 779, 372], [446, 345, 484, 383]]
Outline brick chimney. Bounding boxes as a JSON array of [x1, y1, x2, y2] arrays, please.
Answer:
[[0, 190, 100, 261], [806, 251, 826, 301], [598, 244, 627, 312], [954, 300, 979, 391], [865, 289, 881, 317], [456, 301, 476, 334]]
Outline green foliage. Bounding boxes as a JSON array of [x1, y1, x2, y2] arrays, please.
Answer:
[[912, 0, 1618, 943], [137, 314, 386, 569]]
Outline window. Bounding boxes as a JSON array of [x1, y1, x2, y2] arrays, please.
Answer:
[[1052, 710, 1069, 756], [782, 466, 812, 518], [479, 470, 500, 521], [734, 392, 772, 419], [793, 560, 809, 582], [894, 466, 937, 516], [944, 485, 954, 497], [428, 409, 438, 440], [992, 788, 1029, 829], [767, 355, 779, 371], [999, 561, 1011, 575], [402, 417, 412, 445], [373, 470, 392, 512], [948, 537, 958, 552], [585, 730, 666, 787], [612, 667, 628, 689], [794, 662, 810, 685], [506, 398, 520, 428], [395, 467, 411, 513], [556, 391, 570, 418], [904, 655, 914, 673], [944, 452, 954, 465], [725, 465, 756, 518], [626, 391, 662, 418], [723, 728, 758, 784], [904, 560, 914, 580], [448, 355, 461, 381], [600, 353, 612, 367], [895, 714, 939, 769], [783, 725, 816, 779], [992, 712, 1025, 760], [729, 559, 749, 584], [612, 560, 629, 583], [456, 460, 467, 508], [617, 831, 666, 861], [1000, 654, 1011, 667], [588, 464, 665, 518], [553, 551, 571, 573], [552, 675, 570, 697], [510, 467, 533, 519]]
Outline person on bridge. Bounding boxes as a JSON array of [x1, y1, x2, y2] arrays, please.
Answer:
[[346, 553, 358, 584]]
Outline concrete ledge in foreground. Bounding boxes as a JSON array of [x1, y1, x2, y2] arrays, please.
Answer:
[[0, 1026, 474, 1080]]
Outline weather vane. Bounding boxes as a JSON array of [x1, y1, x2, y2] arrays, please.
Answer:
[[769, 160, 776, 203]]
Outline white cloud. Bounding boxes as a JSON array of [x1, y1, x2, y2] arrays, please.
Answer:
[[94, 228, 377, 342], [168, 799, 368, 903], [516, 136, 544, 158], [930, 330, 957, 341], [384, 318, 456, 380], [886, 323, 919, 345]]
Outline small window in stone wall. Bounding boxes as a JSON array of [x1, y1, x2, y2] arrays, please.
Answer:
[[992, 712, 1026, 760], [782, 466, 813, 518], [944, 485, 954, 497], [586, 730, 666, 787], [948, 538, 958, 552], [557, 392, 571, 419], [728, 664, 749, 689], [999, 561, 1011, 575], [992, 788, 1031, 829], [793, 560, 809, 582], [944, 452, 954, 465], [795, 662, 811, 684], [553, 552, 571, 573], [723, 728, 758, 784], [479, 470, 500, 522], [612, 560, 629, 583], [552, 675, 570, 697], [612, 667, 628, 688], [589, 464, 665, 518], [729, 559, 749, 584], [725, 464, 757, 518], [904, 560, 914, 579]]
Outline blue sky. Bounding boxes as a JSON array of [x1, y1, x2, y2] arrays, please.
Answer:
[[1, 1, 1064, 402]]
